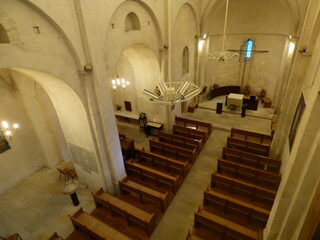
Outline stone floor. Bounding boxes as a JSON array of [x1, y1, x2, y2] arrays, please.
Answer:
[[0, 107, 271, 240]]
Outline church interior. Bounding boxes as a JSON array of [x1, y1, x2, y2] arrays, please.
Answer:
[[1, 0, 320, 239]]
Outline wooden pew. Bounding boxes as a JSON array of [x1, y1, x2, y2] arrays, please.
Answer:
[[136, 148, 189, 176], [92, 188, 157, 236], [149, 139, 197, 163], [66, 229, 91, 240], [175, 116, 213, 135], [158, 131, 202, 153], [231, 128, 273, 145], [173, 125, 207, 143], [125, 160, 182, 193], [194, 208, 262, 240], [222, 147, 281, 173], [203, 188, 270, 227], [227, 136, 270, 157], [69, 208, 133, 240], [217, 159, 281, 190], [49, 233, 65, 240], [211, 173, 276, 208], [119, 178, 170, 212]]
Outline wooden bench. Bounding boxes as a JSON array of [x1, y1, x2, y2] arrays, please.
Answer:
[[69, 208, 133, 240], [92, 188, 156, 236], [119, 178, 170, 213], [222, 147, 281, 173], [136, 148, 189, 176], [159, 131, 202, 153], [188, 102, 198, 113], [211, 173, 276, 208], [66, 229, 91, 240], [49, 233, 65, 240], [203, 188, 270, 227], [231, 128, 273, 145], [175, 116, 213, 135], [217, 159, 281, 190], [227, 137, 270, 157], [120, 135, 135, 161], [125, 160, 182, 193], [149, 139, 197, 163], [194, 208, 262, 240], [173, 125, 207, 143]]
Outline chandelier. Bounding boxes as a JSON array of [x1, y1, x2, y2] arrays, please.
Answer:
[[111, 76, 130, 89], [0, 121, 19, 139], [208, 0, 239, 62], [143, 79, 201, 105]]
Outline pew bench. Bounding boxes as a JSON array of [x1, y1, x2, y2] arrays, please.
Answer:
[[217, 159, 281, 190], [69, 208, 133, 240], [211, 173, 276, 208], [231, 128, 273, 145], [119, 178, 170, 213], [136, 149, 189, 176], [126, 160, 182, 193], [173, 125, 207, 143], [159, 131, 202, 153], [49, 233, 65, 240], [227, 137, 270, 157], [222, 147, 281, 173], [66, 229, 91, 240], [149, 139, 197, 163], [203, 188, 270, 228], [175, 116, 213, 135], [194, 208, 262, 240], [92, 188, 157, 236]]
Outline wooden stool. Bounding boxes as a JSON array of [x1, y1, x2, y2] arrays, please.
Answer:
[[263, 97, 272, 108]]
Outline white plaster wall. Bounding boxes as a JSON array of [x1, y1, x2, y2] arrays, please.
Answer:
[[0, 0, 84, 100], [204, 0, 293, 101], [0, 79, 46, 195], [172, 4, 197, 83]]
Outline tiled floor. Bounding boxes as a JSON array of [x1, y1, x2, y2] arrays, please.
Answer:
[[0, 107, 271, 240]]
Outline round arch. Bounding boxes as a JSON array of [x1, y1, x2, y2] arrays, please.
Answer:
[[1, 67, 107, 190]]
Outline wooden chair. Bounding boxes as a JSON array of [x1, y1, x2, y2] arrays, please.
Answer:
[[57, 168, 69, 182]]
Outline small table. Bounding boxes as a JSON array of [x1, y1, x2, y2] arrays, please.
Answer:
[[146, 121, 163, 136], [228, 93, 244, 109]]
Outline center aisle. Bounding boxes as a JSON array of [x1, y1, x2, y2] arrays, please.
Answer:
[[150, 129, 229, 240]]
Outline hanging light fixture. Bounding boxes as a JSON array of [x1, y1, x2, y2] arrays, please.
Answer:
[[143, 75, 201, 105], [111, 76, 130, 89], [208, 0, 239, 62], [0, 121, 19, 140]]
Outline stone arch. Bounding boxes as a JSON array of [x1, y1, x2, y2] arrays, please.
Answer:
[[0, 24, 9, 43], [125, 12, 141, 32], [200, 0, 299, 34], [1, 67, 107, 190]]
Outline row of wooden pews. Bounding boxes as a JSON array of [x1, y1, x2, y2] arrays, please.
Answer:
[[187, 128, 281, 240], [49, 116, 212, 240]]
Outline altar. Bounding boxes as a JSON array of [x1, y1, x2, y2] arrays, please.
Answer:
[[227, 93, 244, 109]]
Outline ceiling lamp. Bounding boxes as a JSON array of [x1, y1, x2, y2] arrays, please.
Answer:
[[143, 79, 201, 105], [208, 0, 239, 62], [111, 76, 130, 89], [0, 121, 19, 140]]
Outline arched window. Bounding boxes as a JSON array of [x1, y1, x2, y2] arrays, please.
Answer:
[[183, 47, 189, 74], [0, 24, 10, 43], [125, 12, 141, 32]]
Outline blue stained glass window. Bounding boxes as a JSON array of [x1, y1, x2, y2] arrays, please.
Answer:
[[245, 39, 254, 58]]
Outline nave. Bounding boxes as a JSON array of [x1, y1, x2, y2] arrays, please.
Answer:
[[0, 109, 272, 240]]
